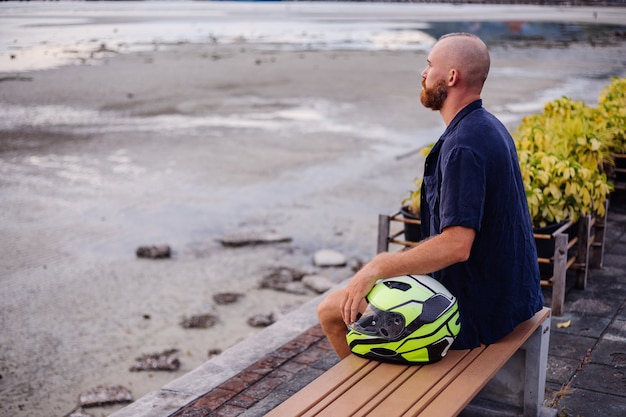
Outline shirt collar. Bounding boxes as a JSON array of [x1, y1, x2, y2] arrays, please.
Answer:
[[445, 99, 483, 133]]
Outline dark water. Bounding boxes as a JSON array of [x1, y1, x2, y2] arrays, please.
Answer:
[[419, 20, 626, 47]]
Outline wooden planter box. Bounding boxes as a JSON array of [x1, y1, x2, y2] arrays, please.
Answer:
[[534, 219, 584, 317]]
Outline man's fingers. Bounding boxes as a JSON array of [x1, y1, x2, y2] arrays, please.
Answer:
[[342, 295, 362, 325], [342, 297, 351, 325]]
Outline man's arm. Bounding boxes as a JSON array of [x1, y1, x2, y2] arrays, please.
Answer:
[[340, 225, 476, 325]]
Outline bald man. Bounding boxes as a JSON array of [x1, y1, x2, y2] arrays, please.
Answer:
[[318, 33, 544, 358]]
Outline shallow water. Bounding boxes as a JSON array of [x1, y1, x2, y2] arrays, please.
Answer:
[[2, 1, 624, 72]]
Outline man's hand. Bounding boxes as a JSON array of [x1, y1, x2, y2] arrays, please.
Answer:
[[340, 263, 380, 325]]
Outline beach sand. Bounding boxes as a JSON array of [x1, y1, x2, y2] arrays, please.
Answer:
[[1, 3, 625, 416]]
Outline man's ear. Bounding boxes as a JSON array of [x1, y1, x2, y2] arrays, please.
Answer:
[[447, 69, 459, 86]]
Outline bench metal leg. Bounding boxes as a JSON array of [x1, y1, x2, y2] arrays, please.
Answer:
[[522, 310, 551, 417], [462, 311, 554, 417]]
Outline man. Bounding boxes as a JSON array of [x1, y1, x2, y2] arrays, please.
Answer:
[[317, 33, 544, 358]]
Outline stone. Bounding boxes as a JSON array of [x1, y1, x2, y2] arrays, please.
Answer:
[[208, 348, 222, 358], [259, 267, 306, 292], [313, 249, 346, 267], [247, 313, 275, 327], [180, 314, 218, 329], [78, 385, 134, 407], [217, 231, 292, 247], [213, 292, 244, 305], [136, 245, 171, 259], [283, 281, 308, 295], [129, 349, 180, 372], [302, 275, 334, 294]]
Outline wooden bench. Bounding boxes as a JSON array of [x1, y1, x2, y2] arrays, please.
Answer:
[[267, 307, 553, 417]]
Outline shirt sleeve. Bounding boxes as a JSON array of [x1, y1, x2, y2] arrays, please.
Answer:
[[439, 146, 485, 232]]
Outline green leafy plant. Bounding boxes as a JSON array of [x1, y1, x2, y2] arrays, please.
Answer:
[[515, 96, 614, 170], [513, 82, 622, 228], [518, 150, 612, 228], [401, 176, 422, 215], [596, 76, 626, 154], [401, 144, 433, 216]]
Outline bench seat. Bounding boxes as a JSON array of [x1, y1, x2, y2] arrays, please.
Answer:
[[266, 307, 553, 417]]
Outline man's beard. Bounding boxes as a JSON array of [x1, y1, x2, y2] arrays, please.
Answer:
[[420, 79, 448, 110]]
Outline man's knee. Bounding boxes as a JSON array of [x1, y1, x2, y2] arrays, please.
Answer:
[[317, 290, 342, 323]]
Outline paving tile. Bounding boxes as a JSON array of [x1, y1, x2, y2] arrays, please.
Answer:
[[590, 320, 626, 367], [227, 394, 259, 409], [244, 355, 291, 376], [219, 371, 264, 393], [274, 367, 326, 396], [565, 292, 623, 316], [243, 376, 285, 400], [237, 392, 292, 417], [213, 404, 246, 417], [551, 311, 612, 339], [549, 332, 597, 362], [310, 348, 340, 371], [559, 387, 626, 417], [547, 356, 581, 385], [292, 343, 335, 365], [177, 407, 212, 417], [604, 251, 626, 269], [543, 381, 568, 409], [185, 388, 237, 412], [571, 362, 626, 398], [269, 359, 309, 379], [271, 332, 322, 359]]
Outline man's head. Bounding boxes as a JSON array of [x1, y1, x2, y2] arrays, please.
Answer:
[[420, 33, 490, 112]]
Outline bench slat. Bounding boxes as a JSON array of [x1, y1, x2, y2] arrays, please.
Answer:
[[405, 307, 551, 417], [361, 348, 484, 417], [311, 362, 411, 416], [265, 354, 372, 417]]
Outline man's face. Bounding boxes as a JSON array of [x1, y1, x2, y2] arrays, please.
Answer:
[[420, 78, 448, 111], [420, 43, 449, 111]]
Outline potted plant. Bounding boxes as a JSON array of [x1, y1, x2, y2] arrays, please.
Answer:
[[518, 150, 612, 230], [596, 77, 626, 185], [401, 176, 422, 242], [514, 93, 616, 261], [515, 96, 615, 171], [597, 77, 626, 154], [399, 144, 433, 243]]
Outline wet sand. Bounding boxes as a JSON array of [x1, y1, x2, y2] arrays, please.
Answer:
[[1, 3, 626, 416]]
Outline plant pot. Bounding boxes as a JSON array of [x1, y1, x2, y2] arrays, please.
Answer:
[[614, 153, 626, 184], [533, 219, 576, 259], [533, 219, 574, 279], [400, 206, 421, 243]]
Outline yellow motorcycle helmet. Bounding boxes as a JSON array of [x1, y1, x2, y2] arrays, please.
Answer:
[[346, 275, 460, 364]]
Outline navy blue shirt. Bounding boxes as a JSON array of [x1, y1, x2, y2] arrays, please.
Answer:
[[420, 100, 544, 350]]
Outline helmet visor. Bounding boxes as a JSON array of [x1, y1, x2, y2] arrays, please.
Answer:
[[349, 304, 406, 341]]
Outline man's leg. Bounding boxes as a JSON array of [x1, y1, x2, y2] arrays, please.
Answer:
[[317, 289, 352, 359]]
